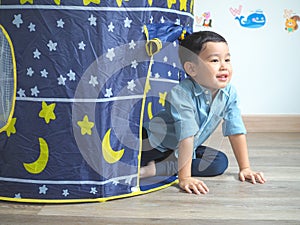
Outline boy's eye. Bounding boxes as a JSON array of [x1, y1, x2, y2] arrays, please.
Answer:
[[225, 58, 231, 62], [210, 59, 219, 63]]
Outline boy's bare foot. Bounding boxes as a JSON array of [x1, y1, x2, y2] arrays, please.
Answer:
[[140, 161, 156, 178]]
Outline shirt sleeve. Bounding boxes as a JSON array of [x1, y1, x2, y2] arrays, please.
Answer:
[[167, 85, 199, 141], [222, 85, 247, 136]]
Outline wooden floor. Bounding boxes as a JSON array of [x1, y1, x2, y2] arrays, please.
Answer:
[[1, 132, 300, 225]]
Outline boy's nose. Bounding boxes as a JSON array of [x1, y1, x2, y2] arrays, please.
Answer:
[[220, 63, 227, 70]]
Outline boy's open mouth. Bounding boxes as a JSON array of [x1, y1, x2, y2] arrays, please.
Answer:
[[216, 74, 228, 81]]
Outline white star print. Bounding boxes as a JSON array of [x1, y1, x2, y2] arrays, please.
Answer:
[[129, 40, 136, 49], [172, 62, 177, 68], [154, 73, 160, 78], [67, 70, 76, 81], [104, 88, 113, 98], [108, 22, 115, 32], [112, 180, 120, 185], [47, 40, 57, 51], [175, 19, 181, 25], [124, 17, 132, 28], [131, 186, 139, 192], [33, 49, 41, 59], [131, 60, 138, 69], [28, 22, 36, 32], [78, 41, 86, 50], [160, 16, 165, 23], [89, 75, 99, 87], [168, 71, 172, 77], [31, 86, 40, 97], [57, 75, 66, 85], [149, 16, 154, 23], [127, 79, 136, 91], [106, 48, 115, 61], [27, 67, 34, 77], [173, 41, 177, 47], [14, 193, 21, 198], [39, 185, 48, 194], [17, 88, 26, 97], [125, 176, 133, 184], [62, 189, 69, 197], [163, 56, 168, 62], [40, 69, 48, 78], [90, 187, 97, 195], [12, 14, 23, 28], [57, 19, 64, 28], [88, 14, 97, 26]]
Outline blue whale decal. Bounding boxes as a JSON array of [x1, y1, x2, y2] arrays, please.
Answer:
[[235, 10, 266, 28]]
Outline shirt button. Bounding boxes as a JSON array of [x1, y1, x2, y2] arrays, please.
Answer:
[[204, 90, 209, 95], [206, 100, 210, 105]]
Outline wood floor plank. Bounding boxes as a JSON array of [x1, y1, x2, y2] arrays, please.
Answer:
[[36, 180, 300, 221], [1, 215, 299, 225], [0, 202, 43, 215]]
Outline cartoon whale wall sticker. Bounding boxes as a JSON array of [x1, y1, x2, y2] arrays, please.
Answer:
[[235, 10, 266, 28]]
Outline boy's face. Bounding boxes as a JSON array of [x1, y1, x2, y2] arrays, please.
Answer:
[[186, 41, 232, 94]]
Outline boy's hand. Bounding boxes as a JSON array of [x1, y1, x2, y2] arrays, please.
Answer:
[[179, 177, 209, 195], [239, 168, 266, 184]]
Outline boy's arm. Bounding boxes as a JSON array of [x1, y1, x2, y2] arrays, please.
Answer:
[[178, 136, 209, 194], [228, 134, 266, 184]]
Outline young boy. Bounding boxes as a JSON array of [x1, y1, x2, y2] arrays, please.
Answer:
[[140, 31, 266, 195]]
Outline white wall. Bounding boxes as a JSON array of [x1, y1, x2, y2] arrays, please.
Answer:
[[193, 0, 300, 114]]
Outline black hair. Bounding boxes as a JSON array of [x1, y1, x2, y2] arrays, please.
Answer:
[[178, 31, 227, 66]]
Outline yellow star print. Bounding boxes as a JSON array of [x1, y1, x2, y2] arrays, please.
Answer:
[[167, 0, 176, 8], [159, 92, 167, 107], [77, 115, 94, 135], [20, 0, 33, 4], [5, 117, 17, 137], [180, 0, 188, 11], [39, 101, 56, 124], [83, 0, 100, 6]]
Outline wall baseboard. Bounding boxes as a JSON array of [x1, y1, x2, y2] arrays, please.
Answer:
[[242, 115, 300, 133]]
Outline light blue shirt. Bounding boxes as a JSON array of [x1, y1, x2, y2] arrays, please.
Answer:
[[145, 77, 246, 158]]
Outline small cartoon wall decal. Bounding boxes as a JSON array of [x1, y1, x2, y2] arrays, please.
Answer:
[[202, 12, 212, 27], [230, 5, 266, 29], [284, 9, 300, 33], [194, 11, 213, 29]]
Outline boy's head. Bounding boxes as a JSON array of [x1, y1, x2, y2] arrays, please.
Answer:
[[179, 31, 227, 66], [178, 31, 232, 93]]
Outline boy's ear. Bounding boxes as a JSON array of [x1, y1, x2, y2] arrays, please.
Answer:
[[183, 61, 197, 77]]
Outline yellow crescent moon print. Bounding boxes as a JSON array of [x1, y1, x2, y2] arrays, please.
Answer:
[[147, 102, 153, 120], [23, 138, 49, 174], [102, 128, 124, 164]]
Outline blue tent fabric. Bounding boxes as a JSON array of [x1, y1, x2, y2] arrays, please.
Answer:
[[0, 1, 193, 203]]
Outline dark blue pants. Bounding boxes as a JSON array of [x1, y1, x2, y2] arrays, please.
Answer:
[[141, 145, 228, 177], [141, 128, 228, 177]]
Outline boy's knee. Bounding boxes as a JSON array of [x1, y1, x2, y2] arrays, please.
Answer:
[[213, 151, 228, 175]]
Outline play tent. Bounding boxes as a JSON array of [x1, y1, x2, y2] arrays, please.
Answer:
[[0, 0, 193, 203]]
